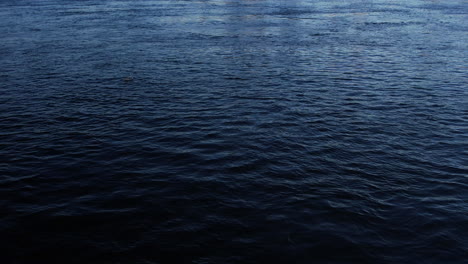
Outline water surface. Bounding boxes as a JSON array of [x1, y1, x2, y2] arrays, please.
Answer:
[[1, 0, 467, 263]]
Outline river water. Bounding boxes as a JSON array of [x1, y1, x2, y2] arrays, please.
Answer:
[[1, 0, 467, 263]]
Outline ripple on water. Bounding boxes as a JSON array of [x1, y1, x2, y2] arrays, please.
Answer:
[[1, 0, 467, 263]]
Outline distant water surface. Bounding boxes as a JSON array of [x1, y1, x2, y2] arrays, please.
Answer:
[[0, 0, 467, 263]]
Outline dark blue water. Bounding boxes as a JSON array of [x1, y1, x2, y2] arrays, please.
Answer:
[[1, 0, 467, 263]]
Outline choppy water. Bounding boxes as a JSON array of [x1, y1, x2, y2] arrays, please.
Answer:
[[1, 0, 467, 263]]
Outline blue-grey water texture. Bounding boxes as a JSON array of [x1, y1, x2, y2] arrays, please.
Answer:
[[1, 0, 467, 263]]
